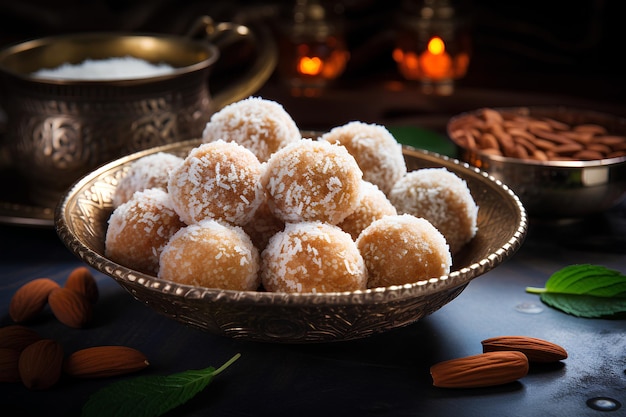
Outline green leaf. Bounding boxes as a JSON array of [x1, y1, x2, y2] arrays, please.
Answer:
[[539, 293, 626, 318], [81, 353, 240, 417], [526, 264, 626, 318], [387, 125, 457, 157]]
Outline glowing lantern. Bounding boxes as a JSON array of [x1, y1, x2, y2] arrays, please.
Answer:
[[392, 0, 472, 95], [276, 0, 350, 92], [420, 36, 453, 79]]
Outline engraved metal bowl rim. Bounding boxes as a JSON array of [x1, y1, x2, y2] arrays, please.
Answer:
[[55, 138, 528, 307], [0, 31, 219, 86], [447, 105, 626, 168]]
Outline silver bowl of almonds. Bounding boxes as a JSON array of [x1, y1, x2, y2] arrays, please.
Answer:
[[55, 98, 527, 343], [447, 106, 626, 218]]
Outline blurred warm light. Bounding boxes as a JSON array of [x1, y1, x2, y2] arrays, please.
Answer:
[[393, 34, 470, 95], [280, 37, 349, 89], [455, 52, 470, 76], [420, 36, 452, 79], [298, 56, 322, 75], [293, 39, 349, 79], [277, 0, 349, 91], [393, 0, 472, 95], [427, 36, 445, 55]]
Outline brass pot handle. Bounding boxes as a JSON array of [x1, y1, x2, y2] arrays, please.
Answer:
[[187, 15, 278, 110]]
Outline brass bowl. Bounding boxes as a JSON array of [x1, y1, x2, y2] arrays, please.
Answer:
[[447, 106, 626, 218], [55, 139, 528, 343]]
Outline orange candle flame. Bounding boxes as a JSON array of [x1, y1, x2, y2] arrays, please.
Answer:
[[298, 56, 323, 76], [427, 36, 446, 55], [420, 36, 452, 80]]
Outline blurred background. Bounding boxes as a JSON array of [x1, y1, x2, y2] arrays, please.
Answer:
[[1, 0, 624, 131]]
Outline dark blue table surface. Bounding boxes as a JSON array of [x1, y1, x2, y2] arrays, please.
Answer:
[[1, 201, 625, 417]]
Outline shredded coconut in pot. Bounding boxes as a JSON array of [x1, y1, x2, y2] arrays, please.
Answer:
[[31, 56, 175, 80]]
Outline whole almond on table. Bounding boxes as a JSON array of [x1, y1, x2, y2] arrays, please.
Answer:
[[65, 266, 99, 304], [430, 351, 529, 388], [64, 346, 149, 378], [48, 287, 93, 328], [0, 325, 41, 351], [18, 339, 64, 390], [9, 278, 60, 323], [481, 336, 568, 363], [0, 347, 21, 382]]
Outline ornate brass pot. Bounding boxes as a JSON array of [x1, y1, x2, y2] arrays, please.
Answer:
[[0, 16, 277, 206]]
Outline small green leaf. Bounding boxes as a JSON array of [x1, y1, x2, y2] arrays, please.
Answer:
[[81, 353, 240, 417], [387, 125, 457, 157], [526, 264, 626, 318], [539, 293, 626, 318]]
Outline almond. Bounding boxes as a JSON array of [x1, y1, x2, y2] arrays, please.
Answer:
[[430, 351, 529, 388], [65, 266, 99, 304], [48, 288, 93, 328], [0, 348, 21, 382], [481, 335, 568, 363], [9, 278, 60, 323], [0, 325, 41, 351], [19, 339, 64, 390], [574, 123, 607, 135], [64, 346, 149, 378], [450, 108, 626, 161]]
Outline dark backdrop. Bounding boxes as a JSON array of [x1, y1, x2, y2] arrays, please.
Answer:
[[1, 0, 624, 105]]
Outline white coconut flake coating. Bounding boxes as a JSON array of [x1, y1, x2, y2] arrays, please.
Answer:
[[356, 214, 452, 289], [261, 221, 367, 293], [158, 219, 260, 291], [105, 188, 185, 275], [262, 138, 363, 224], [202, 96, 301, 162], [320, 121, 406, 195], [338, 180, 397, 240], [388, 168, 478, 254], [113, 152, 183, 208], [168, 140, 265, 226]]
